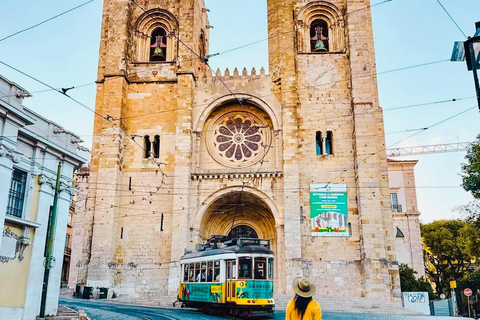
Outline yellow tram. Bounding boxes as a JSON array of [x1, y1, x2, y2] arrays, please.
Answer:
[[178, 237, 275, 317]]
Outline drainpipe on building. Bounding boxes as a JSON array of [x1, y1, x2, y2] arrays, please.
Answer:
[[39, 161, 62, 318]]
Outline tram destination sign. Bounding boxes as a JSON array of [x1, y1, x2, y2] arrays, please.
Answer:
[[310, 184, 349, 237]]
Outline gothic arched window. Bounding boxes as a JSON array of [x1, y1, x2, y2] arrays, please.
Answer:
[[297, 2, 344, 53], [135, 9, 179, 62]]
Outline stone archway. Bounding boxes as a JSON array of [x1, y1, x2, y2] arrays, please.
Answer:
[[197, 189, 284, 292], [199, 191, 276, 241]]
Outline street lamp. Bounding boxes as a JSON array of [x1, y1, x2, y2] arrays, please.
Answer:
[[464, 22, 480, 111], [451, 22, 480, 112]]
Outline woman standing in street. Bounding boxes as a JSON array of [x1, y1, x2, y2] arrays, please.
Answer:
[[286, 277, 322, 320]]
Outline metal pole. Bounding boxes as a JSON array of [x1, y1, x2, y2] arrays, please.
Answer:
[[468, 40, 480, 112], [39, 161, 62, 318], [452, 289, 458, 317], [468, 296, 471, 318]]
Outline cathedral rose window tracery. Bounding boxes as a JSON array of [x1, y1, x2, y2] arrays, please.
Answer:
[[215, 118, 262, 161], [206, 111, 271, 168]]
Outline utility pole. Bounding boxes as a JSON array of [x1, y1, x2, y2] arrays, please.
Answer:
[[39, 161, 62, 318]]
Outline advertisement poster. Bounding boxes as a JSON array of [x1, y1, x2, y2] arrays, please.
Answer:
[[180, 283, 223, 303], [236, 280, 274, 301], [310, 184, 349, 237]]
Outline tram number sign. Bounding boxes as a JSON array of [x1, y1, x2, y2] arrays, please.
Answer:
[[464, 288, 472, 297]]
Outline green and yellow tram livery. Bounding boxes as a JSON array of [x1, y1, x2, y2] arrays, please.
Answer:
[[178, 237, 274, 316]]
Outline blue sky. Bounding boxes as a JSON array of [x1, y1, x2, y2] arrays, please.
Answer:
[[0, 0, 479, 223]]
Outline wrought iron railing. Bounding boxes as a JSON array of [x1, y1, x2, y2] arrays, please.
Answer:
[[391, 204, 403, 212]]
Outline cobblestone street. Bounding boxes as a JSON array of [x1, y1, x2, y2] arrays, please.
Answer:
[[60, 298, 457, 320]]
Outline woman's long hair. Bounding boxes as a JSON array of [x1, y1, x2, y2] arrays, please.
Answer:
[[294, 295, 312, 319]]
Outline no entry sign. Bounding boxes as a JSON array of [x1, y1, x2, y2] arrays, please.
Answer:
[[464, 288, 473, 297]]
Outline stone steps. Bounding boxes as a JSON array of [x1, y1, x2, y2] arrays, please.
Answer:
[[44, 305, 81, 320]]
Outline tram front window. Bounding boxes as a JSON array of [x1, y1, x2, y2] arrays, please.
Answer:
[[254, 257, 267, 279], [238, 257, 252, 279], [268, 258, 274, 279]]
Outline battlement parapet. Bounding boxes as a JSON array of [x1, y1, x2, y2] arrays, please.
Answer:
[[200, 67, 269, 83]]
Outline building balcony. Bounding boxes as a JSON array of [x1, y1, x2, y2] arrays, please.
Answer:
[[391, 204, 403, 212]]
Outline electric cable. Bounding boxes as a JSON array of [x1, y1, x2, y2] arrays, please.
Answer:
[[0, 0, 98, 42], [323, 104, 478, 188], [435, 0, 468, 38], [0, 82, 95, 99], [0, 60, 149, 154]]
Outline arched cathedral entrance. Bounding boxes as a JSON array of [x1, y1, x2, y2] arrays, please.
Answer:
[[196, 190, 283, 292]]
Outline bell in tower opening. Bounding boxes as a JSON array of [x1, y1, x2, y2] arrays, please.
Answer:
[[150, 28, 167, 61], [310, 19, 329, 52]]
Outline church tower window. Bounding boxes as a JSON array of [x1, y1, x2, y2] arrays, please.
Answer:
[[144, 135, 151, 158], [315, 131, 333, 155], [297, 2, 344, 53], [134, 8, 179, 62], [310, 19, 329, 52], [199, 32, 206, 60], [325, 131, 333, 155], [153, 135, 160, 158], [315, 131, 323, 155], [150, 28, 167, 62]]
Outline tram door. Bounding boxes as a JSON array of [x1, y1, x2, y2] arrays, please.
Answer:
[[226, 259, 236, 302]]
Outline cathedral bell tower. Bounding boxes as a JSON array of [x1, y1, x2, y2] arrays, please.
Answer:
[[265, 0, 400, 299], [85, 0, 209, 291]]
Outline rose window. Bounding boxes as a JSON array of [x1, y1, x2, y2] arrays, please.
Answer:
[[207, 112, 270, 168]]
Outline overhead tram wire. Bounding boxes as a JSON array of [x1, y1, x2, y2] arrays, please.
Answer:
[[113, 57, 453, 122], [0, 0, 98, 42], [323, 104, 478, 188], [81, 99, 475, 216], [0, 82, 95, 99], [129, 0, 275, 226], [0, 60, 149, 154], [0, 60, 103, 118], [435, 0, 468, 38], [383, 96, 476, 111], [177, 0, 397, 64]]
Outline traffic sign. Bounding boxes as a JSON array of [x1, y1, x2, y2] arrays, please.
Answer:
[[450, 281, 457, 289], [464, 288, 473, 297]]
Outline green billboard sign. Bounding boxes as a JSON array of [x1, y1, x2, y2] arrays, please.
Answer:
[[310, 184, 349, 237]]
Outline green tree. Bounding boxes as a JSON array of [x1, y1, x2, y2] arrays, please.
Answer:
[[462, 134, 480, 199], [399, 264, 434, 298], [455, 200, 480, 228], [459, 268, 480, 295], [421, 220, 480, 296]]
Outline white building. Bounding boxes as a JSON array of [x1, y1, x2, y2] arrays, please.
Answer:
[[388, 159, 425, 277], [0, 75, 86, 319]]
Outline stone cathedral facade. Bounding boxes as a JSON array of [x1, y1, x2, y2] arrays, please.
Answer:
[[72, 0, 402, 302]]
